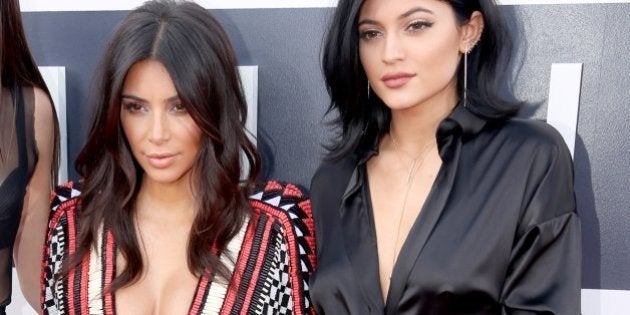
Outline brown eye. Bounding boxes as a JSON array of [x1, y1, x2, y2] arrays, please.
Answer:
[[171, 103, 188, 113], [359, 29, 382, 41], [406, 20, 433, 32], [122, 102, 145, 113]]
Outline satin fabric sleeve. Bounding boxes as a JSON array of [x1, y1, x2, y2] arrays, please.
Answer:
[[501, 134, 581, 314]]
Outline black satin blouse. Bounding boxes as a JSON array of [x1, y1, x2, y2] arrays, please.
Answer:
[[309, 105, 581, 314]]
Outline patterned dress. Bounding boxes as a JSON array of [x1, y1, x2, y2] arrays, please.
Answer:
[[41, 181, 316, 315]]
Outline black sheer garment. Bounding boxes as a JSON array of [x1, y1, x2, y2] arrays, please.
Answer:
[[309, 105, 581, 314], [0, 86, 37, 311]]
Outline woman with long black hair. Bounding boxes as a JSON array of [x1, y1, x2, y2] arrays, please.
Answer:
[[310, 0, 581, 313], [0, 0, 59, 312], [41, 1, 315, 314]]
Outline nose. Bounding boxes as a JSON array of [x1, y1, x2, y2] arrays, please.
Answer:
[[382, 33, 404, 63], [148, 111, 170, 145]]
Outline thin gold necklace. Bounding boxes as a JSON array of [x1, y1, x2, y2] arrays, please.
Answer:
[[388, 125, 433, 280]]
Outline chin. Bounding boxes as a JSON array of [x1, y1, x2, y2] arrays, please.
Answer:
[[145, 170, 189, 185], [382, 99, 422, 111], [377, 93, 421, 110]]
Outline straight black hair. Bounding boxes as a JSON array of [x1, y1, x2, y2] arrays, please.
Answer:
[[322, 0, 522, 160]]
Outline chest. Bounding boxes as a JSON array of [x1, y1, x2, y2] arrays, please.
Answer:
[[49, 212, 303, 315], [366, 152, 442, 301], [114, 250, 199, 315], [310, 154, 532, 313]]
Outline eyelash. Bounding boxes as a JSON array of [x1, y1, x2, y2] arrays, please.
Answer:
[[121, 102, 187, 114], [171, 103, 187, 113], [122, 102, 145, 113], [358, 20, 434, 41], [359, 29, 382, 41], [406, 20, 433, 32]]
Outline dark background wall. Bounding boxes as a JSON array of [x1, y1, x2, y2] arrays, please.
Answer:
[[17, 2, 630, 311]]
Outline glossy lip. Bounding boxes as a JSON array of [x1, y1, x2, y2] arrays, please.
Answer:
[[381, 72, 416, 89], [145, 153, 177, 169]]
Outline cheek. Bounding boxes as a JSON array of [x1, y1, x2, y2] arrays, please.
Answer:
[[359, 44, 378, 79], [120, 117, 130, 136], [181, 119, 203, 152], [189, 129, 203, 154], [415, 40, 461, 80], [433, 33, 462, 68], [120, 116, 138, 148]]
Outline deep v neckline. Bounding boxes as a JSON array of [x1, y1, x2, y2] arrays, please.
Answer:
[[350, 152, 457, 312], [110, 262, 208, 315], [105, 216, 251, 315]]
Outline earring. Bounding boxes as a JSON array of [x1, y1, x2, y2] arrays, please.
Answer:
[[367, 81, 371, 99], [463, 47, 469, 108]]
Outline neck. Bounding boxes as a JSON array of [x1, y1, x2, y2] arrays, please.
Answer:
[[389, 103, 455, 155], [388, 79, 459, 151], [135, 175, 196, 221]]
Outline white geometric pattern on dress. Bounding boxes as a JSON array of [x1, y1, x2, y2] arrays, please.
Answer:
[[42, 222, 65, 315], [43, 185, 79, 315], [254, 226, 293, 314], [251, 183, 315, 314]]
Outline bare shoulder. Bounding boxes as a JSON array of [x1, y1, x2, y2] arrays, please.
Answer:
[[32, 86, 55, 125]]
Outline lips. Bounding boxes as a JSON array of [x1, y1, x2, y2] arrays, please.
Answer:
[[146, 153, 177, 169], [381, 72, 416, 89]]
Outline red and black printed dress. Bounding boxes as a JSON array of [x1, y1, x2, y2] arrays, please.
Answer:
[[41, 181, 316, 315]]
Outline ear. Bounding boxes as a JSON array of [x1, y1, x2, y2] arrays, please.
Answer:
[[459, 11, 484, 53]]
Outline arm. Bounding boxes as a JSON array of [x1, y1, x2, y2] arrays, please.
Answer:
[[501, 137, 581, 314], [13, 87, 56, 310]]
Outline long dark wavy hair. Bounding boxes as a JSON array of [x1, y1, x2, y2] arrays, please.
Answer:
[[322, 0, 522, 160], [0, 0, 59, 177], [68, 0, 260, 291]]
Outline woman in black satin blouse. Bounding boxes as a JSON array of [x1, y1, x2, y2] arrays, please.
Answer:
[[309, 0, 581, 314]]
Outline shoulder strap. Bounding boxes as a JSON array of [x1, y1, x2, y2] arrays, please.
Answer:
[[10, 86, 28, 172]]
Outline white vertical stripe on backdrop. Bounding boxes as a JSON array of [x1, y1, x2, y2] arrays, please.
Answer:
[[39, 67, 68, 184], [546, 63, 583, 158], [582, 289, 630, 315]]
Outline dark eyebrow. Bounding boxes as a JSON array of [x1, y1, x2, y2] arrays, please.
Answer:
[[357, 18, 378, 28], [358, 6, 434, 27], [120, 94, 146, 102], [120, 94, 179, 102], [400, 7, 434, 19]]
